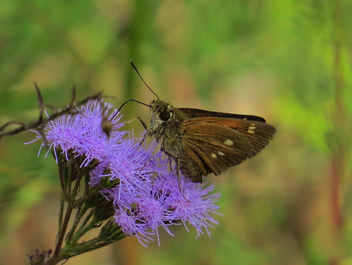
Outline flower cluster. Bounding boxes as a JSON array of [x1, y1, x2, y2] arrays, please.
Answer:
[[30, 100, 220, 246]]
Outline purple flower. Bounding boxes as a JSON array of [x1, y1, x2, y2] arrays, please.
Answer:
[[31, 100, 221, 246]]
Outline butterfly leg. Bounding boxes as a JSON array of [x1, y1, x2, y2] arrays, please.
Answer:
[[162, 151, 180, 177], [139, 135, 164, 173], [175, 158, 188, 200], [168, 156, 173, 171], [175, 158, 180, 177], [124, 116, 147, 129], [138, 131, 147, 147], [174, 157, 182, 189], [163, 151, 178, 174]]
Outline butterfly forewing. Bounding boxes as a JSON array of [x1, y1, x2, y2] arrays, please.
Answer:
[[190, 117, 276, 156], [179, 116, 276, 182], [179, 108, 267, 122]]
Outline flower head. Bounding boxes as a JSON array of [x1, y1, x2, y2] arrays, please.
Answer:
[[31, 100, 221, 246]]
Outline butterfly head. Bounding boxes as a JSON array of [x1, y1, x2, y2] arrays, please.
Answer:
[[148, 100, 174, 133]]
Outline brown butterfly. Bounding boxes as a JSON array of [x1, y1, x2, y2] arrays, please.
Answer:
[[146, 100, 276, 183], [123, 62, 276, 183]]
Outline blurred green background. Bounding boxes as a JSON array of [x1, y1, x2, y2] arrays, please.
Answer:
[[0, 0, 351, 264]]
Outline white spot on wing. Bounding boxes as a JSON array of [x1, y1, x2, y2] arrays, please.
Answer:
[[218, 151, 225, 156], [211, 153, 217, 158], [248, 126, 256, 130], [224, 139, 233, 146], [247, 129, 255, 134]]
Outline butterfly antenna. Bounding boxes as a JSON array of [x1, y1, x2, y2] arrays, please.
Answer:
[[117, 99, 151, 114], [130, 60, 160, 100]]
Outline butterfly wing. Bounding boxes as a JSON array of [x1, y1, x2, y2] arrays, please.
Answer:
[[179, 108, 267, 122], [179, 117, 276, 182]]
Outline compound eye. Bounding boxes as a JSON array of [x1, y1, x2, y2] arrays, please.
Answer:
[[159, 110, 171, 121]]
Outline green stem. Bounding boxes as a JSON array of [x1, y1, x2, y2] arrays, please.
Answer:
[[58, 161, 70, 201], [56, 193, 65, 242], [48, 231, 127, 264], [71, 211, 94, 243], [51, 204, 73, 262], [65, 205, 87, 244]]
